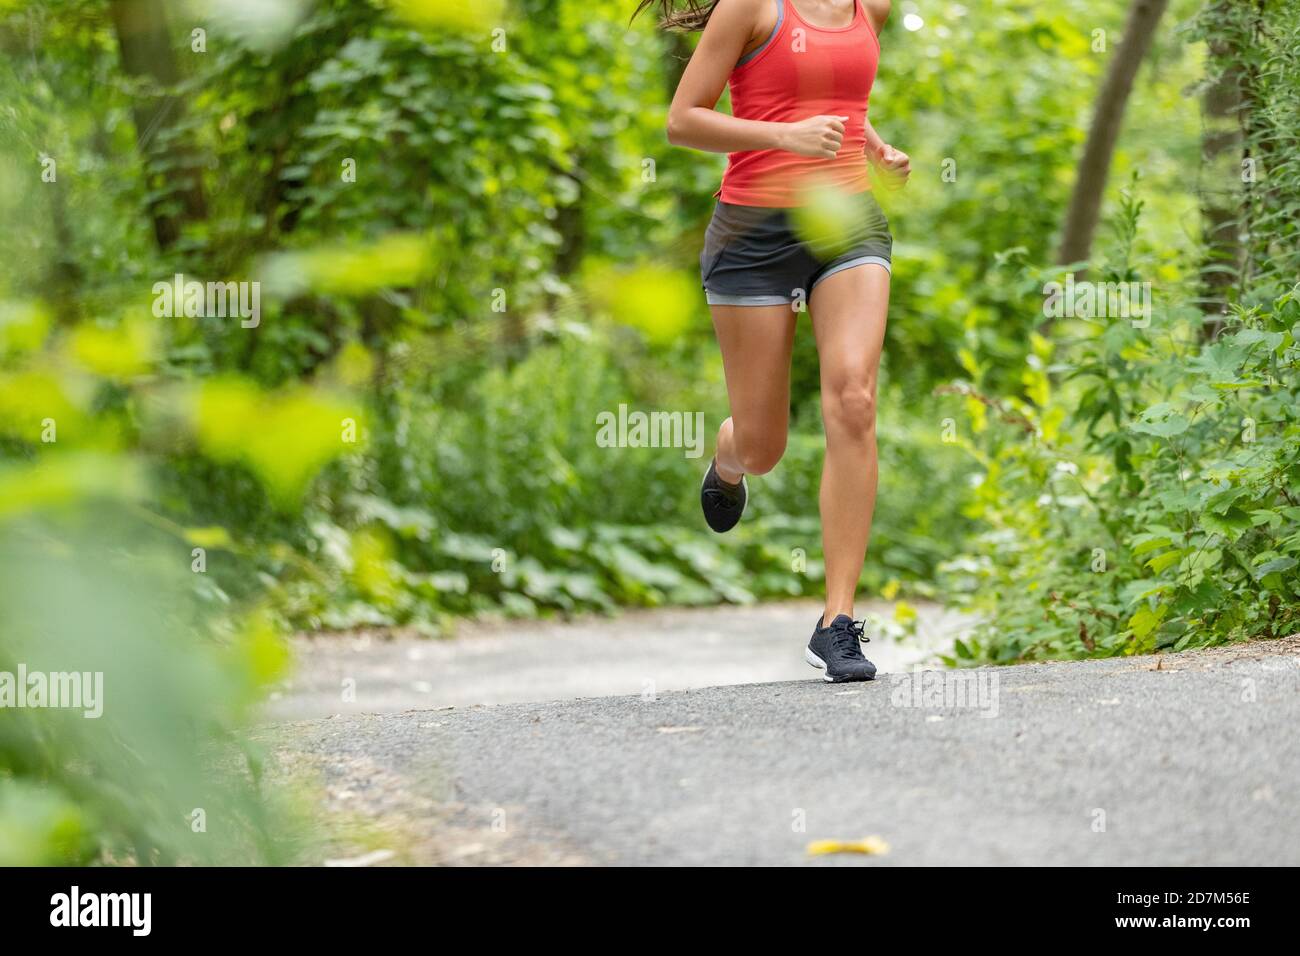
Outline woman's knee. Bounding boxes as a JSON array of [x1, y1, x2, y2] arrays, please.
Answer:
[[732, 426, 787, 475], [823, 378, 877, 440]]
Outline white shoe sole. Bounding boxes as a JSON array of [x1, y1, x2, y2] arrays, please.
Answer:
[[805, 647, 835, 683]]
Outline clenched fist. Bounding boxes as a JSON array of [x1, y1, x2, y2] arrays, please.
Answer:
[[779, 115, 849, 159], [875, 143, 911, 188]]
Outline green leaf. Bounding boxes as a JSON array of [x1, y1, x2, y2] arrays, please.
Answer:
[[1131, 534, 1173, 556], [1128, 604, 1166, 639], [1253, 556, 1297, 579], [1199, 509, 1253, 542], [1145, 549, 1184, 574]]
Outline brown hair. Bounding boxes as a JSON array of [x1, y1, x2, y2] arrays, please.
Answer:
[[630, 1, 721, 32]]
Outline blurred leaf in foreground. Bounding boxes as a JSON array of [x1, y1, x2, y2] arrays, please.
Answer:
[[190, 377, 365, 509], [380, 0, 505, 32], [0, 781, 93, 866], [260, 233, 433, 299], [587, 263, 697, 345], [195, 0, 311, 52], [0, 301, 50, 356], [0, 368, 88, 445], [0, 454, 144, 520], [0, 510, 298, 864], [70, 314, 157, 380], [790, 180, 873, 261]]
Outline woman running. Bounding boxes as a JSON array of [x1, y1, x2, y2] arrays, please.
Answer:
[[634, 0, 910, 682]]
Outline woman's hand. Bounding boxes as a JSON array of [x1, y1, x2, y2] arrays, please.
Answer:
[[875, 143, 911, 188], [777, 115, 849, 158]]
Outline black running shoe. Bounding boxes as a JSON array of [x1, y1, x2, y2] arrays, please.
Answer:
[[806, 614, 877, 682], [700, 458, 747, 533]]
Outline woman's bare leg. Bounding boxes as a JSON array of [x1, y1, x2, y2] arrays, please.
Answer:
[[710, 304, 797, 484], [808, 264, 890, 626]]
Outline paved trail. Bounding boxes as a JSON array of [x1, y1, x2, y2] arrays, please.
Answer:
[[268, 599, 969, 720], [267, 625, 1300, 866]]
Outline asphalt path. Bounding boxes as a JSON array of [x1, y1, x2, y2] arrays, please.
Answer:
[[269, 633, 1299, 865]]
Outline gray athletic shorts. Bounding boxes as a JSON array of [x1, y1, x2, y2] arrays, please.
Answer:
[[700, 192, 892, 306]]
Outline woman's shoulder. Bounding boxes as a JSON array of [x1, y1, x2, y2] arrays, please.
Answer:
[[861, 0, 892, 29], [710, 0, 782, 41]]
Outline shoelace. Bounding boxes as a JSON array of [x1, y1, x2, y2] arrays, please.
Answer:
[[830, 619, 870, 658], [703, 485, 741, 509]]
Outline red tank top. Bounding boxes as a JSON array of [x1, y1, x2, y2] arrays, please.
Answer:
[[719, 0, 880, 208]]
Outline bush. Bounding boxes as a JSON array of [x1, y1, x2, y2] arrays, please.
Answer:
[[939, 213, 1300, 663], [268, 328, 975, 631], [0, 473, 300, 864]]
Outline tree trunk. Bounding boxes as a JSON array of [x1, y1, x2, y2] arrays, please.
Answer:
[[1198, 33, 1245, 334], [47, 176, 84, 324], [1056, 0, 1170, 266], [107, 0, 207, 250], [1196, 0, 1270, 336]]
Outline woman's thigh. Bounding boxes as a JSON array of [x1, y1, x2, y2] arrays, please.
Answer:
[[808, 264, 890, 397], [710, 303, 798, 439]]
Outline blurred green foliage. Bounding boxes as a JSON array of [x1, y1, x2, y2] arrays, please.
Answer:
[[0, 512, 298, 864], [0, 0, 1293, 862]]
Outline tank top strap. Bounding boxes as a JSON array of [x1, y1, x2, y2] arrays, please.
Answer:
[[736, 0, 786, 68]]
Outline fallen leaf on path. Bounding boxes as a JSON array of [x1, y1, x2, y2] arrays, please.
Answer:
[[807, 836, 890, 857]]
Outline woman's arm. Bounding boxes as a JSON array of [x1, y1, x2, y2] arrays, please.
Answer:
[[665, 0, 850, 158], [865, 119, 911, 186], [863, 117, 888, 158], [860, 0, 910, 186]]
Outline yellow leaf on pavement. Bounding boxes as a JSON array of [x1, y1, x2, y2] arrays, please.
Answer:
[[807, 836, 890, 856]]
